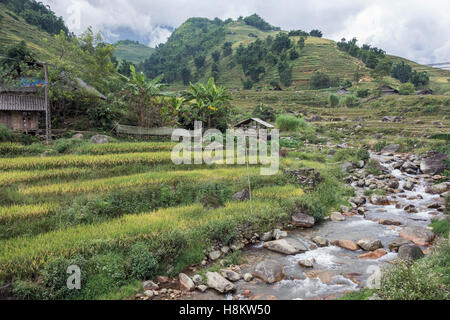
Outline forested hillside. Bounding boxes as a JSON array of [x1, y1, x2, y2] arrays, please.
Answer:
[[113, 40, 154, 64]]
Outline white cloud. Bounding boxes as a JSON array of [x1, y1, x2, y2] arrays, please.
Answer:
[[41, 0, 450, 64]]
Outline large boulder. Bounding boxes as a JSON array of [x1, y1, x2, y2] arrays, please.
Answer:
[[420, 152, 448, 175], [312, 236, 329, 247], [263, 238, 308, 255], [399, 226, 435, 246], [220, 269, 241, 282], [357, 239, 383, 251], [370, 195, 390, 205], [426, 183, 449, 195], [291, 211, 315, 228], [398, 244, 424, 261], [357, 249, 387, 259], [332, 240, 359, 251], [252, 260, 285, 284], [179, 273, 195, 291], [381, 144, 400, 153], [90, 134, 111, 144], [330, 212, 345, 221], [389, 238, 413, 252], [206, 272, 235, 293]]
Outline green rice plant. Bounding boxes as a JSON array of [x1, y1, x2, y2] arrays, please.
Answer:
[[0, 203, 59, 224], [275, 114, 308, 131], [74, 142, 176, 155]]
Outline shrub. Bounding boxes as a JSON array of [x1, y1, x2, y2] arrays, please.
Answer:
[[343, 95, 359, 107], [275, 115, 307, 131], [310, 71, 330, 89], [329, 94, 340, 107], [356, 89, 369, 98], [423, 105, 439, 115], [379, 242, 449, 300], [399, 82, 415, 95], [130, 242, 159, 279]]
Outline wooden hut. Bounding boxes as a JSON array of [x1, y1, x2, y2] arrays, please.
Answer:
[[336, 87, 349, 95], [234, 117, 274, 130], [0, 87, 46, 133], [379, 85, 399, 95]]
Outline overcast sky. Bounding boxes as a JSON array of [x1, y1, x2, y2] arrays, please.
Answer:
[[41, 0, 450, 64]]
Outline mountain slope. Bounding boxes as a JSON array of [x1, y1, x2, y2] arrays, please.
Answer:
[[113, 40, 154, 64]]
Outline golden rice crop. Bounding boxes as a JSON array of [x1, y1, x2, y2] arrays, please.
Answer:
[[0, 167, 89, 186], [253, 185, 304, 201], [0, 200, 286, 279], [18, 167, 262, 196], [74, 142, 176, 155], [0, 152, 173, 170], [0, 203, 59, 223], [0, 143, 26, 156]]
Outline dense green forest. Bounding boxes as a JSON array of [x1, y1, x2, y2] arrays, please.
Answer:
[[0, 0, 68, 35]]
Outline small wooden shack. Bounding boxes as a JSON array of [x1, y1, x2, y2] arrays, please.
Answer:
[[336, 87, 349, 95], [379, 85, 399, 95], [234, 117, 275, 130], [0, 87, 46, 133]]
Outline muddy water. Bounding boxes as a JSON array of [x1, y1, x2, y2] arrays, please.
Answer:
[[189, 153, 444, 300]]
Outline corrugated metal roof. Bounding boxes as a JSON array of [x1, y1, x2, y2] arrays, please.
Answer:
[[0, 95, 46, 111], [234, 117, 275, 128]]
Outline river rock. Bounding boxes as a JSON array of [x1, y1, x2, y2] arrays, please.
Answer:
[[357, 249, 387, 259], [298, 259, 314, 268], [144, 290, 154, 298], [206, 272, 235, 293], [357, 239, 383, 251], [426, 182, 449, 194], [220, 269, 241, 282], [252, 260, 285, 283], [142, 280, 159, 290], [312, 236, 329, 247], [197, 285, 208, 292], [261, 231, 273, 241], [398, 244, 424, 261], [263, 238, 308, 255], [232, 189, 250, 201], [381, 144, 400, 153], [420, 152, 448, 175], [179, 273, 195, 291], [399, 226, 435, 246], [350, 196, 366, 206], [243, 273, 253, 282], [330, 212, 345, 221], [332, 240, 359, 251], [388, 180, 400, 189], [291, 211, 315, 227], [341, 161, 354, 173], [370, 195, 390, 205], [389, 238, 413, 252], [192, 274, 203, 285], [403, 180, 414, 191], [273, 229, 287, 240], [404, 204, 418, 213], [71, 133, 84, 140], [90, 134, 111, 144], [379, 219, 402, 226], [208, 250, 221, 261]]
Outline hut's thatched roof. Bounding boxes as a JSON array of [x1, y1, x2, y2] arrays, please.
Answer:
[[234, 117, 274, 128], [0, 94, 46, 111]]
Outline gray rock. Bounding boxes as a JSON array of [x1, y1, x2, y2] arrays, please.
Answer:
[[312, 236, 329, 247], [263, 238, 308, 255], [232, 189, 250, 201], [261, 231, 273, 241], [144, 290, 154, 297], [370, 195, 390, 205], [206, 272, 235, 293], [350, 196, 366, 206], [298, 259, 313, 268], [90, 134, 111, 144], [273, 229, 287, 240], [291, 211, 315, 228], [403, 180, 414, 191], [220, 269, 241, 282], [357, 239, 383, 251], [179, 273, 195, 291], [208, 250, 221, 261], [71, 133, 84, 140], [197, 285, 208, 292], [341, 161, 354, 173], [420, 152, 448, 175], [243, 273, 253, 282], [192, 274, 203, 285], [142, 280, 159, 290], [252, 260, 285, 284], [398, 244, 424, 261], [426, 183, 449, 194], [381, 144, 400, 153], [399, 226, 435, 246], [330, 212, 345, 221]]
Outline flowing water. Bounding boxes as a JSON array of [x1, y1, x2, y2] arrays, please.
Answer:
[[188, 152, 444, 300]]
